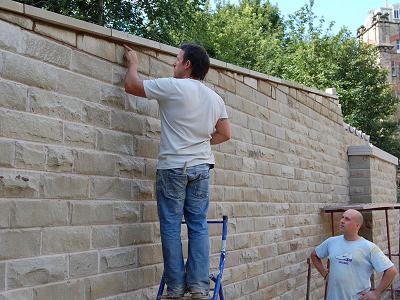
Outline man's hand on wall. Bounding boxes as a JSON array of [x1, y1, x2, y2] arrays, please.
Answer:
[[123, 44, 138, 67]]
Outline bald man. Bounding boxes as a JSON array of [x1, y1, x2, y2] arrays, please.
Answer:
[[311, 209, 397, 300]]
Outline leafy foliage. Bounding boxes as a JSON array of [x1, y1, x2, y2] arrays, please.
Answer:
[[17, 0, 207, 46]]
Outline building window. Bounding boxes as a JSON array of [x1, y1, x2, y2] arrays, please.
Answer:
[[392, 61, 397, 77], [394, 9, 400, 19], [397, 40, 400, 53]]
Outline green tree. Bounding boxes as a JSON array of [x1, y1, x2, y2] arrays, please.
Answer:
[[205, 0, 284, 73], [277, 0, 400, 158], [17, 0, 207, 46]]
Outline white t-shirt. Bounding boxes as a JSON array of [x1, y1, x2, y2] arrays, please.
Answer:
[[143, 78, 228, 169], [316, 235, 394, 300]]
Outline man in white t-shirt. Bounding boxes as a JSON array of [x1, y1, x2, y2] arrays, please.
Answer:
[[311, 209, 397, 300], [124, 43, 231, 299]]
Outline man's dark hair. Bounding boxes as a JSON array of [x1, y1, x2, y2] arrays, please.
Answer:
[[180, 43, 210, 80]]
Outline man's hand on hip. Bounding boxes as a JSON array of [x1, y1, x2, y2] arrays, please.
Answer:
[[359, 290, 379, 300]]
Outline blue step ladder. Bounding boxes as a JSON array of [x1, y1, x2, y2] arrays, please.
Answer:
[[156, 216, 228, 300]]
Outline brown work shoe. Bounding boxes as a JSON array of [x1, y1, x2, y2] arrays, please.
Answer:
[[160, 294, 184, 299], [190, 292, 209, 299]]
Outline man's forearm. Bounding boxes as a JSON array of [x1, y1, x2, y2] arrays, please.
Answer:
[[375, 267, 397, 295], [210, 132, 229, 145], [311, 251, 328, 279], [125, 64, 145, 97]]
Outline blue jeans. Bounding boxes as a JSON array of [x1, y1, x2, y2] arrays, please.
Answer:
[[156, 164, 210, 296]]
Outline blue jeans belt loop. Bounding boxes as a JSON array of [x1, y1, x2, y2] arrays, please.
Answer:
[[183, 161, 188, 174]]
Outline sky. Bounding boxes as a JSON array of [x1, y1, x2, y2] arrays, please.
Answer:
[[216, 0, 389, 35]]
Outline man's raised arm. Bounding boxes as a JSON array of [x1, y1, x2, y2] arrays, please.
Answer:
[[123, 44, 146, 98]]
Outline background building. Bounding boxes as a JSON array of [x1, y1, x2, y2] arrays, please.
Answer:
[[357, 3, 400, 190], [358, 3, 400, 119]]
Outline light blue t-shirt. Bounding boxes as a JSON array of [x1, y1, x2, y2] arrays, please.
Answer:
[[316, 235, 393, 300]]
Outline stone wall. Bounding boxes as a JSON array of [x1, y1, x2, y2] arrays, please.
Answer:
[[0, 1, 398, 299]]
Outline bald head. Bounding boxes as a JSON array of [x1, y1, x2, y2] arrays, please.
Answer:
[[346, 209, 363, 226], [340, 209, 363, 239]]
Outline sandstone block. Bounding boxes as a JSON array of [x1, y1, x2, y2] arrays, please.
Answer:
[[77, 34, 116, 62], [100, 84, 126, 109], [97, 129, 133, 155], [0, 288, 33, 300], [28, 88, 82, 122], [127, 96, 159, 118], [82, 102, 110, 127], [0, 10, 33, 30], [46, 146, 74, 172], [2, 51, 58, 91], [7, 255, 67, 288], [15, 142, 46, 170], [117, 156, 145, 178], [84, 272, 126, 300], [33, 280, 85, 300], [111, 64, 126, 87], [114, 202, 140, 223], [0, 110, 63, 143], [64, 123, 96, 149], [34, 21, 76, 46], [218, 73, 235, 93], [40, 174, 90, 199], [0, 229, 41, 260], [110, 111, 145, 134], [119, 223, 154, 247], [69, 251, 98, 278], [11, 200, 68, 228], [0, 171, 40, 198], [0, 19, 22, 52], [205, 68, 219, 85], [149, 57, 172, 78], [144, 117, 161, 137], [70, 201, 114, 225], [131, 180, 154, 201], [91, 177, 131, 200], [92, 226, 119, 249], [137, 244, 163, 266], [56, 69, 101, 103], [0, 79, 27, 111], [349, 156, 370, 169], [42, 227, 90, 254], [0, 201, 11, 228], [156, 52, 176, 65], [21, 31, 72, 68], [71, 50, 113, 83], [142, 202, 158, 222], [100, 247, 137, 272], [0, 263, 4, 291], [244, 76, 258, 89], [0, 139, 15, 167], [134, 136, 159, 158], [236, 81, 254, 101], [126, 266, 156, 291], [74, 150, 117, 176], [144, 158, 157, 179], [24, 4, 110, 36]]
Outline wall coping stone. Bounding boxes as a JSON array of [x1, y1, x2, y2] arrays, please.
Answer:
[[348, 144, 399, 166], [343, 123, 370, 142], [0, 0, 339, 100], [0, 0, 23, 13]]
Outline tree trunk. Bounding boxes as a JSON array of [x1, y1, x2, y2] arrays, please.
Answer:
[[98, 0, 104, 26]]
